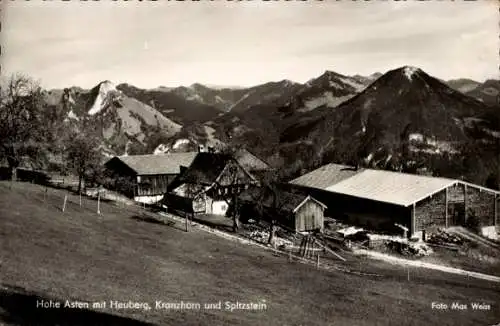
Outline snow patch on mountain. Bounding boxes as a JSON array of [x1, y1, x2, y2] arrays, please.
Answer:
[[186, 93, 203, 102], [203, 125, 225, 148], [67, 110, 79, 121], [409, 133, 424, 142], [403, 66, 420, 81], [154, 143, 170, 155], [173, 138, 190, 149], [228, 92, 251, 111], [299, 92, 353, 112], [328, 81, 343, 89], [485, 129, 500, 138], [338, 76, 365, 91]]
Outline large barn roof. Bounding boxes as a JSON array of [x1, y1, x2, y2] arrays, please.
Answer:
[[291, 163, 500, 207], [289, 163, 362, 190], [111, 152, 198, 175], [325, 169, 458, 207]]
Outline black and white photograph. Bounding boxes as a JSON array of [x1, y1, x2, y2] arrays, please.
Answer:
[[1, 0, 499, 325]]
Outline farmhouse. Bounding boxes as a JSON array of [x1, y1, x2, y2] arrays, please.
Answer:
[[164, 152, 258, 216], [104, 152, 197, 204], [233, 148, 273, 178], [289, 164, 500, 240], [236, 186, 326, 233]]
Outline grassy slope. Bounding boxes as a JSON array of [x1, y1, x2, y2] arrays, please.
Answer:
[[1, 182, 499, 326]]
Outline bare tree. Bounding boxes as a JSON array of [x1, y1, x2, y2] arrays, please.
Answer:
[[251, 170, 284, 247], [0, 74, 48, 180], [226, 163, 243, 232], [65, 122, 102, 194], [217, 146, 244, 232]]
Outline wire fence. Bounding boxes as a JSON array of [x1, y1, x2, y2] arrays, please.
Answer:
[[26, 175, 155, 217], [3, 179, 411, 280]]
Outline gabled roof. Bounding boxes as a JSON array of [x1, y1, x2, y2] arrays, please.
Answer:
[[238, 186, 325, 213], [234, 149, 271, 172], [107, 152, 197, 175], [290, 163, 500, 207], [289, 163, 363, 190], [293, 195, 327, 213], [326, 169, 457, 207], [175, 152, 257, 186]]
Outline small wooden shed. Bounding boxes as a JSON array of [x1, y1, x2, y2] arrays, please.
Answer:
[[237, 186, 327, 233]]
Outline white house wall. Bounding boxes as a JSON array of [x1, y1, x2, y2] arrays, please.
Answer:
[[481, 226, 498, 240], [134, 194, 164, 204], [212, 200, 229, 215]]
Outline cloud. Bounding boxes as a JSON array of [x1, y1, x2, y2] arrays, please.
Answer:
[[1, 0, 497, 89]]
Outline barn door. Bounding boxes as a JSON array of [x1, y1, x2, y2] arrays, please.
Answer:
[[448, 203, 465, 226]]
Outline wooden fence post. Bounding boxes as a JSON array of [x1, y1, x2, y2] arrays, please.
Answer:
[[303, 238, 307, 258], [62, 195, 67, 212], [316, 253, 320, 269], [97, 191, 101, 215]]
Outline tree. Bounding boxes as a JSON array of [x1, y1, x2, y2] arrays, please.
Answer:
[[216, 146, 242, 232], [0, 73, 49, 180], [486, 172, 499, 191], [65, 121, 102, 194], [250, 170, 285, 247]]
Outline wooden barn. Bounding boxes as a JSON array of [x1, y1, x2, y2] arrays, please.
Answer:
[[163, 152, 258, 216], [104, 152, 197, 204], [236, 186, 326, 233], [289, 164, 500, 240]]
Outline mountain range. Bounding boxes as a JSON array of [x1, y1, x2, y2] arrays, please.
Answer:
[[42, 67, 500, 187]]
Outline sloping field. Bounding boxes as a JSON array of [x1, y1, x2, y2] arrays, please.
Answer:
[[0, 182, 499, 326]]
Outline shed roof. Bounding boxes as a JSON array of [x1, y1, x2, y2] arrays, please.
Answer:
[[289, 163, 363, 190], [326, 169, 457, 207], [238, 186, 325, 213], [109, 152, 197, 175]]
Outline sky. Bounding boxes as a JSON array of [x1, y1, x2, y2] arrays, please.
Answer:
[[1, 0, 498, 89]]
